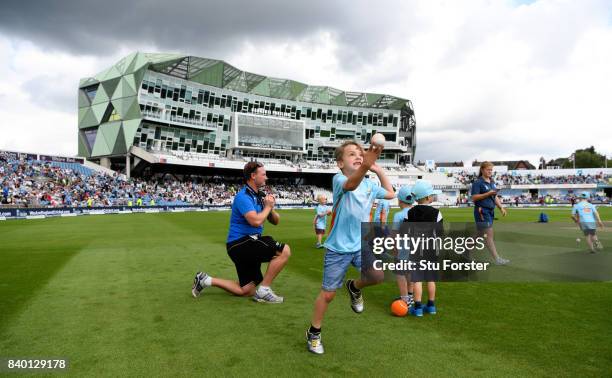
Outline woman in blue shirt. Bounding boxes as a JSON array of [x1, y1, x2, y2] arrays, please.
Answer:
[[471, 162, 509, 265]]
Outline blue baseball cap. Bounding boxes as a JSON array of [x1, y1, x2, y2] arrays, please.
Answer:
[[397, 186, 414, 204], [412, 179, 442, 200], [579, 192, 590, 199]]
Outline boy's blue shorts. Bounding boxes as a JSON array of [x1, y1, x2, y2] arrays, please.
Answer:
[[474, 207, 495, 229], [322, 249, 362, 291]]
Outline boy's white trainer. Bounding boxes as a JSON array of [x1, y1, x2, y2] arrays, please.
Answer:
[[345, 279, 364, 313], [306, 329, 324, 355]]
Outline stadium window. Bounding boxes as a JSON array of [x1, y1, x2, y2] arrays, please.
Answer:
[[367, 113, 373, 124], [214, 96, 220, 106], [227, 96, 232, 107], [221, 97, 226, 108], [172, 142, 178, 150], [321, 113, 326, 122], [236, 102, 243, 112], [296, 110, 301, 120], [317, 109, 322, 119]]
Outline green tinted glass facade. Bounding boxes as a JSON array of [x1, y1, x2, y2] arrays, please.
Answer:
[[78, 52, 416, 163]]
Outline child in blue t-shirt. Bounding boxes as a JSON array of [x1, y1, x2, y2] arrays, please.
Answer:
[[313, 195, 331, 248], [391, 186, 415, 308], [572, 192, 605, 253], [306, 141, 395, 355]]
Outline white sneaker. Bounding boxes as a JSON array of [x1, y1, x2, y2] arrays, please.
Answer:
[[253, 287, 284, 303], [306, 329, 324, 354], [495, 257, 510, 265], [345, 279, 364, 313]]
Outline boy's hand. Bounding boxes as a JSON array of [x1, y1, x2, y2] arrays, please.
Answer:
[[369, 162, 382, 174], [362, 145, 383, 170], [500, 207, 507, 216]]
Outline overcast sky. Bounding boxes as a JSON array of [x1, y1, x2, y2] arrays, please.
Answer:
[[0, 0, 611, 164]]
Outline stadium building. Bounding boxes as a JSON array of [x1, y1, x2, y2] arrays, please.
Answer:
[[78, 52, 416, 176]]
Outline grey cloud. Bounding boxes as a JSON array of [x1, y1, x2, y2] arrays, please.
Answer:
[[0, 0, 421, 72], [0, 1, 341, 59]]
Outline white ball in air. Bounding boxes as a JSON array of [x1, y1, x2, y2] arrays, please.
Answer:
[[371, 133, 386, 146]]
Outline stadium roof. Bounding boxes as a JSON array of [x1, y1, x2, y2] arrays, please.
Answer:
[[83, 52, 410, 110]]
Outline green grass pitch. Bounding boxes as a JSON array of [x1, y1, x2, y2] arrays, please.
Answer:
[[1, 207, 611, 376]]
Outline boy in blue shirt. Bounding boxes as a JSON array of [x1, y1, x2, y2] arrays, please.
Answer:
[[572, 192, 604, 253], [313, 195, 331, 248], [373, 198, 391, 223], [391, 186, 415, 308], [306, 141, 395, 354]]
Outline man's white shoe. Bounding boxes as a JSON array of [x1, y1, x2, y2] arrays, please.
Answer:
[[253, 287, 284, 303], [192, 272, 210, 298]]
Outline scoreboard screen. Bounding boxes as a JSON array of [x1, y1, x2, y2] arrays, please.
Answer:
[[233, 113, 305, 152]]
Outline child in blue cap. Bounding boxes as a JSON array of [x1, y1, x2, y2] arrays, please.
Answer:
[[391, 186, 415, 308], [406, 179, 442, 317]]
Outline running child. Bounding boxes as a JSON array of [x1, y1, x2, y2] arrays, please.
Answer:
[[306, 141, 395, 354], [572, 192, 605, 253]]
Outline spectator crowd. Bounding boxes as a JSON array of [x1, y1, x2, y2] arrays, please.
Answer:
[[1, 157, 328, 208]]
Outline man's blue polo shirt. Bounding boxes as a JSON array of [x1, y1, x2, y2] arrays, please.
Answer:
[[227, 185, 264, 243]]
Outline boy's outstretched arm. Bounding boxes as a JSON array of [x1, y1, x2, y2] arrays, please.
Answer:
[[370, 164, 395, 199]]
